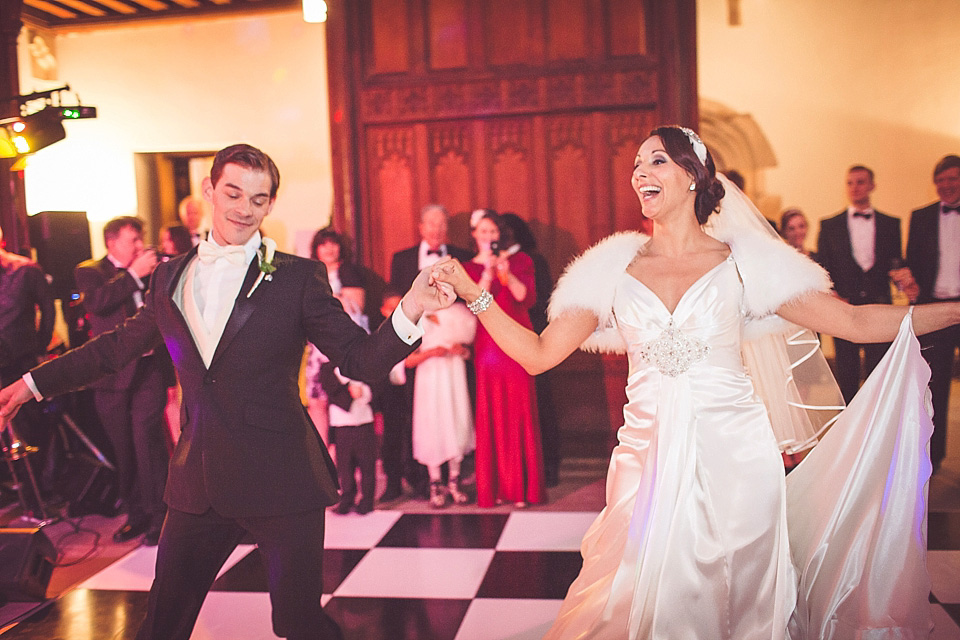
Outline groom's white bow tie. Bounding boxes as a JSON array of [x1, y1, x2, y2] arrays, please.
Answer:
[[198, 240, 246, 266]]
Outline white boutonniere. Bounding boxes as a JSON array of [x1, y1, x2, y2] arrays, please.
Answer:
[[247, 237, 277, 298]]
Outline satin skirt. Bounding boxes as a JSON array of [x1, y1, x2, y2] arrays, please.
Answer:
[[545, 314, 933, 639]]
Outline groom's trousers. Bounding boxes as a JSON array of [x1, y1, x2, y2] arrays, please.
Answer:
[[136, 506, 343, 640]]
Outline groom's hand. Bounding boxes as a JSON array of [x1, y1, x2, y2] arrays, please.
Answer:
[[0, 380, 34, 432], [400, 264, 457, 324]]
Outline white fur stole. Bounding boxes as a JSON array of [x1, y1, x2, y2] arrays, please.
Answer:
[[546, 231, 833, 354]]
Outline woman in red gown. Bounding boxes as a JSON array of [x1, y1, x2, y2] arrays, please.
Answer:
[[465, 209, 546, 507]]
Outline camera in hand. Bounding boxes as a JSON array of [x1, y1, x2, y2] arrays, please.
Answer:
[[490, 241, 501, 256]]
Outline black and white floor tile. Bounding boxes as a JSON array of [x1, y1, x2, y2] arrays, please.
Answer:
[[3, 504, 960, 639]]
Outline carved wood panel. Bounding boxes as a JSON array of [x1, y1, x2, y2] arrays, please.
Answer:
[[327, 0, 697, 457]]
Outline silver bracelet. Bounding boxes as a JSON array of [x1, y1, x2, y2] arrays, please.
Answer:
[[467, 289, 493, 314]]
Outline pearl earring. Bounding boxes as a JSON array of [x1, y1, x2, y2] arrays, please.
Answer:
[[689, 183, 696, 191]]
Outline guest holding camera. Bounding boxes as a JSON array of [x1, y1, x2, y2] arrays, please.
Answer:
[[465, 209, 545, 508]]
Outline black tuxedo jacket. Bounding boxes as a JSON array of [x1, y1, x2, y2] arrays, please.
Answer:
[[33, 248, 417, 518], [817, 210, 902, 305], [906, 202, 951, 304], [389, 244, 473, 293], [74, 256, 173, 390]]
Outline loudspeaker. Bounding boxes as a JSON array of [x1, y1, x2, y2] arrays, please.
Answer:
[[0, 528, 56, 601], [27, 211, 92, 301]]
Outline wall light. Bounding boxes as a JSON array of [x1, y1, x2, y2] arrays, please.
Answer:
[[302, 0, 327, 23]]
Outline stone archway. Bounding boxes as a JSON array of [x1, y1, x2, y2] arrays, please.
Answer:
[[699, 98, 782, 223]]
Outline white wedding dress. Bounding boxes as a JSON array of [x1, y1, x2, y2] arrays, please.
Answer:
[[544, 255, 934, 639]]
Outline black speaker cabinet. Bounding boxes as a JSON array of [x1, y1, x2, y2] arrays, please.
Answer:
[[27, 211, 92, 301], [0, 527, 56, 601]]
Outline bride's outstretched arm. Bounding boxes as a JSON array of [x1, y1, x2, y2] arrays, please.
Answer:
[[431, 258, 598, 374], [776, 291, 960, 342]]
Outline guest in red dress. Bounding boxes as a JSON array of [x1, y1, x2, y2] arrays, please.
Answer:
[[464, 209, 546, 507]]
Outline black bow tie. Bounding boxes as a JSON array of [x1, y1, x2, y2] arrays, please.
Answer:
[[852, 211, 872, 219], [426, 247, 444, 256], [943, 205, 960, 214]]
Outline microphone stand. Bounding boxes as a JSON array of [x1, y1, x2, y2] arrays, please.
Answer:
[[1, 424, 52, 524]]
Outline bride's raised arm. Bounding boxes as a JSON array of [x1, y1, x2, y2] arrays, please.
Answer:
[[776, 291, 960, 342], [431, 257, 598, 375]]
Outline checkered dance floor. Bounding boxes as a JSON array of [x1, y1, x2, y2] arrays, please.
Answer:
[[5, 508, 960, 639]]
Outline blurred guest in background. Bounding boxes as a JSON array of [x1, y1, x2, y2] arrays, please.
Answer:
[[159, 225, 193, 258], [75, 216, 170, 545], [305, 228, 368, 452], [406, 301, 476, 507], [499, 212, 560, 487], [817, 165, 913, 402], [178, 195, 208, 246], [906, 154, 960, 472], [374, 289, 415, 503], [779, 208, 818, 262], [465, 209, 545, 508], [321, 359, 377, 515], [311, 228, 367, 329], [389, 205, 473, 498], [0, 225, 56, 506]]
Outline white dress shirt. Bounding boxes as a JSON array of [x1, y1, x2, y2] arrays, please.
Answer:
[[934, 203, 960, 299], [847, 206, 876, 272]]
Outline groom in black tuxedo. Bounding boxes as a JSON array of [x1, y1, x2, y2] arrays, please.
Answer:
[[0, 144, 453, 640], [906, 154, 960, 472], [817, 165, 906, 403]]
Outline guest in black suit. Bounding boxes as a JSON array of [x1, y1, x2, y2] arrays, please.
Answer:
[[0, 144, 453, 640], [906, 154, 960, 472], [817, 165, 910, 402], [383, 204, 472, 501], [75, 216, 171, 545], [0, 225, 55, 505]]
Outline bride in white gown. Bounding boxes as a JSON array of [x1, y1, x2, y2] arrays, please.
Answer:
[[432, 125, 960, 639]]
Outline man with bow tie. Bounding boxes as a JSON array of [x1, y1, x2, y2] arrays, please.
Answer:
[[817, 165, 912, 402], [73, 216, 171, 546], [0, 144, 455, 640], [907, 154, 960, 472]]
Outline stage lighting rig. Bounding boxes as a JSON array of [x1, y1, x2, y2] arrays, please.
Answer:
[[0, 85, 96, 160]]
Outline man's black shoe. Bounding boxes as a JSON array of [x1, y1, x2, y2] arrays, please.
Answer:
[[355, 501, 373, 515], [113, 520, 149, 543]]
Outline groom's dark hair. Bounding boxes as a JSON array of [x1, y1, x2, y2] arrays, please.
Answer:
[[211, 143, 281, 199]]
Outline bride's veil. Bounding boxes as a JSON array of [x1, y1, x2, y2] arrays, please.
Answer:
[[705, 174, 845, 453]]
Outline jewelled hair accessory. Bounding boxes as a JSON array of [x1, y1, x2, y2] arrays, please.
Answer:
[[678, 126, 707, 166]]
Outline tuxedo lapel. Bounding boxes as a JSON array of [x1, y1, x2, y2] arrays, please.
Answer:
[[209, 260, 261, 367], [835, 215, 858, 272], [167, 249, 198, 338]]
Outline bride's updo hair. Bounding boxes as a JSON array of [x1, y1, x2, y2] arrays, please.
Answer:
[[649, 126, 725, 225]]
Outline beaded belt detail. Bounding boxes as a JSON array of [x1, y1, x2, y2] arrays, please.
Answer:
[[638, 319, 710, 377]]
